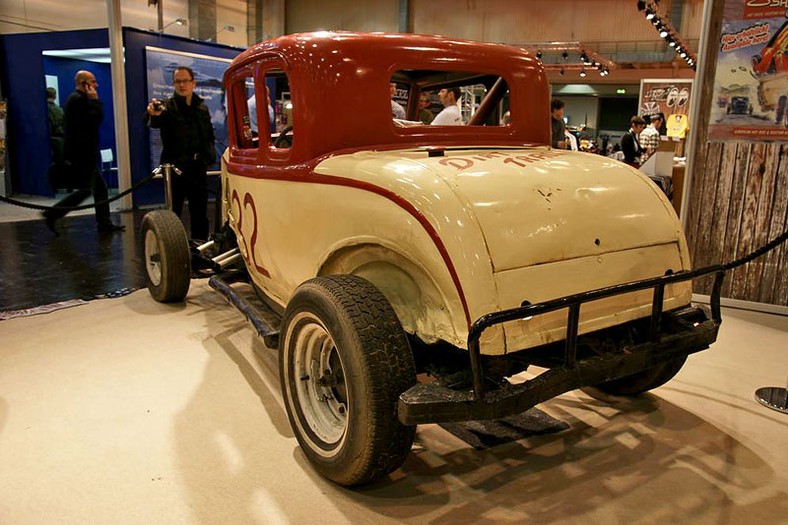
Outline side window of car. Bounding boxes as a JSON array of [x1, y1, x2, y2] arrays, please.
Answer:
[[228, 73, 257, 151], [263, 68, 293, 151]]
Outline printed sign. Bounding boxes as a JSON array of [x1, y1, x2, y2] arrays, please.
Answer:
[[145, 46, 233, 169], [639, 79, 693, 138], [709, 1, 788, 140]]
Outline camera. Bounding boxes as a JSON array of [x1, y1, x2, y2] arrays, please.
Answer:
[[152, 101, 164, 111]]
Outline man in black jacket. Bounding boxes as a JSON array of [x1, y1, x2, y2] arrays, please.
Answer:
[[620, 115, 646, 166], [146, 66, 216, 240], [43, 70, 124, 235]]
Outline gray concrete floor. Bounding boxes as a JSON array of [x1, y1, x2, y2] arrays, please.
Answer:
[[1, 280, 786, 524]]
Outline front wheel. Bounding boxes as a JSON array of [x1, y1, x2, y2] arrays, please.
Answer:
[[140, 210, 191, 302], [279, 275, 416, 486]]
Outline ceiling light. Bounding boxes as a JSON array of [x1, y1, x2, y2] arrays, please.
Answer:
[[669, 40, 676, 47], [580, 69, 586, 77], [646, 9, 656, 20], [581, 52, 588, 63], [680, 51, 687, 58], [659, 29, 669, 38], [536, 50, 543, 59]]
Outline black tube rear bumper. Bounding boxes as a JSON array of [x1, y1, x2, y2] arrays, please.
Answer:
[[398, 307, 718, 424]]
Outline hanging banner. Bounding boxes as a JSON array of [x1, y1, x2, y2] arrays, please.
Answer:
[[145, 46, 233, 169], [709, 1, 788, 141], [639, 79, 693, 139]]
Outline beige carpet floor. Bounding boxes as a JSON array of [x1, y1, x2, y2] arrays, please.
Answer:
[[1, 281, 787, 524]]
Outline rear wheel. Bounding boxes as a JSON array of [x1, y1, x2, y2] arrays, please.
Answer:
[[279, 275, 416, 486], [141, 210, 191, 302], [591, 356, 687, 396]]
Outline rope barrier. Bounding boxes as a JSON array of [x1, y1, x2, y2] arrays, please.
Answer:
[[722, 228, 788, 271], [0, 168, 222, 212], [0, 172, 157, 212]]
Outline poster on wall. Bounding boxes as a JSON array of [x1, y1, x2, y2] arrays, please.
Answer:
[[709, 1, 788, 141], [639, 79, 693, 139], [145, 46, 233, 169]]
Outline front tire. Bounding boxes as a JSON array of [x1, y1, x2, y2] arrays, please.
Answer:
[[140, 210, 191, 302], [279, 275, 416, 486]]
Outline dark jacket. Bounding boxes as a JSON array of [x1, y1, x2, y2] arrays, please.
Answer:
[[48, 101, 64, 137], [146, 93, 216, 169], [551, 116, 566, 148], [620, 129, 644, 165], [63, 89, 102, 169]]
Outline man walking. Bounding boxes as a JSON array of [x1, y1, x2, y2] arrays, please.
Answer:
[[146, 66, 216, 241], [43, 70, 124, 235]]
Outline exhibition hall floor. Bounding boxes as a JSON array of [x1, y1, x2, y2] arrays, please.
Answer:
[[0, 210, 787, 524]]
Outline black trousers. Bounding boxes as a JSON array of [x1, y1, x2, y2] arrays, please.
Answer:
[[49, 165, 111, 226], [171, 162, 209, 241]]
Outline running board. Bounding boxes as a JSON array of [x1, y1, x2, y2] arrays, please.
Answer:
[[208, 275, 281, 348]]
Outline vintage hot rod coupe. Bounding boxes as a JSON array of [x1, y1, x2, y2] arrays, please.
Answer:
[[141, 31, 720, 486]]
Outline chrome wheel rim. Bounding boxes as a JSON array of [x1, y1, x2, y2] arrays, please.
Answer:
[[290, 312, 348, 450], [144, 229, 162, 286]]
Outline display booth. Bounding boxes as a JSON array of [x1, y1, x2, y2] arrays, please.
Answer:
[[0, 27, 242, 206]]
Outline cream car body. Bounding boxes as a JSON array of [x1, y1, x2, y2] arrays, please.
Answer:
[[133, 30, 723, 486], [223, 145, 691, 355]]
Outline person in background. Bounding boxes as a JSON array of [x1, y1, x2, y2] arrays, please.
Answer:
[[247, 85, 274, 135], [146, 66, 216, 241], [42, 71, 124, 235], [608, 143, 625, 162], [639, 112, 664, 157], [621, 115, 646, 166], [418, 92, 434, 124], [46, 87, 64, 163], [431, 87, 463, 125], [390, 83, 406, 119], [501, 110, 512, 125], [550, 98, 567, 149]]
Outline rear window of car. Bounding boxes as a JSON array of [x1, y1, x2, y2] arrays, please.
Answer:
[[389, 69, 511, 128]]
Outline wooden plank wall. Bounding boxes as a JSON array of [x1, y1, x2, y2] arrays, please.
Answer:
[[685, 142, 788, 305]]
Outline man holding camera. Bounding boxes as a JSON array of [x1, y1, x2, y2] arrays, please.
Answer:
[[43, 70, 124, 235], [145, 66, 216, 241]]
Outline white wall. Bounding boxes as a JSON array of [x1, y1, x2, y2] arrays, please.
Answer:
[[0, 0, 190, 36], [0, 0, 251, 43]]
